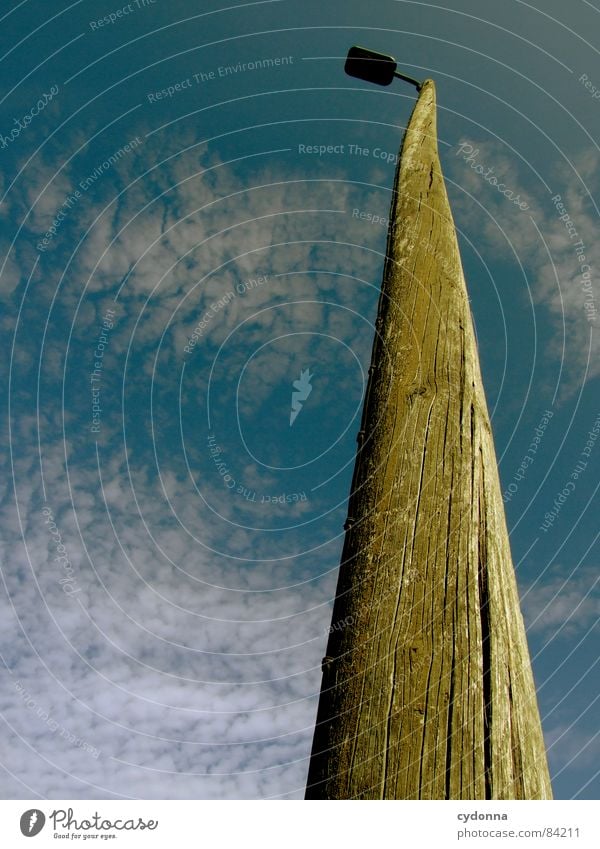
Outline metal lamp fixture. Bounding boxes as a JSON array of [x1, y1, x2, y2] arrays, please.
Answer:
[[344, 45, 423, 90]]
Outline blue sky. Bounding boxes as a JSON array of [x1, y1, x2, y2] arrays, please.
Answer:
[[0, 0, 598, 800]]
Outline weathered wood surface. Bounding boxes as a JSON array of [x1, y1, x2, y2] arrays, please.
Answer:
[[305, 80, 552, 799]]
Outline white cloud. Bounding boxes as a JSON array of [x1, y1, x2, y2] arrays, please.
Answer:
[[447, 140, 600, 390], [520, 564, 599, 638], [5, 120, 596, 801]]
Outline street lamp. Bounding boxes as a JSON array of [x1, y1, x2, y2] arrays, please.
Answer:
[[344, 45, 423, 91], [305, 42, 553, 802]]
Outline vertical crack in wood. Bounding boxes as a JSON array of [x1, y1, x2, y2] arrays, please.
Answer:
[[444, 633, 456, 799], [477, 438, 493, 800]]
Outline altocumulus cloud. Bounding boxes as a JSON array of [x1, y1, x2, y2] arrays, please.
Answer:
[[447, 140, 600, 391], [0, 123, 397, 799]]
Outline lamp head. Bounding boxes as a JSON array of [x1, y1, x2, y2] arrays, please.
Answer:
[[344, 45, 398, 86]]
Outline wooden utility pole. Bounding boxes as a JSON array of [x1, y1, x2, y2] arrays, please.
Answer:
[[305, 80, 552, 799]]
